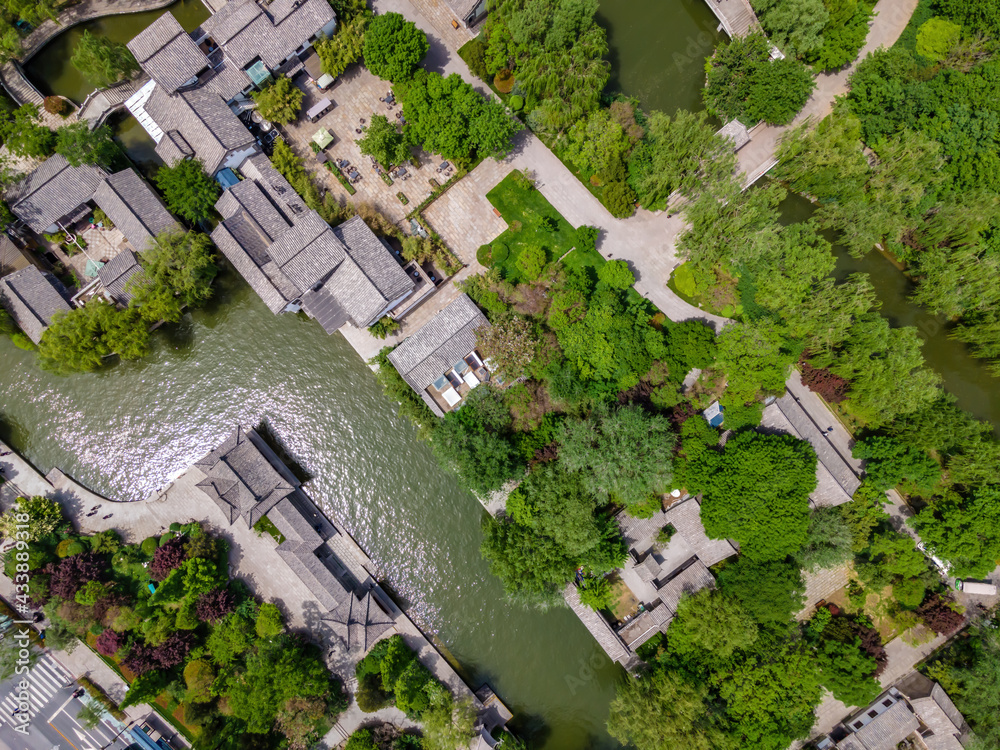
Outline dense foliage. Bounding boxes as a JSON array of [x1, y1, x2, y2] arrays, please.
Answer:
[[398, 69, 520, 162], [362, 12, 428, 82], [11, 515, 346, 748], [155, 159, 220, 223], [692, 431, 816, 561], [357, 114, 410, 168], [71, 31, 140, 88], [703, 31, 816, 126], [251, 77, 303, 125]]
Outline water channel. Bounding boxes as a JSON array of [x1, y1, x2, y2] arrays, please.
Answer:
[[778, 191, 1000, 431], [5, 2, 998, 749]]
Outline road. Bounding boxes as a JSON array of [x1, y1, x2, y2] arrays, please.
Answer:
[[0, 648, 131, 750]]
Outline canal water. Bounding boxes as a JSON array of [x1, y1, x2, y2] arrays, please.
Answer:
[[0, 268, 624, 749], [23, 0, 210, 102], [599, 0, 722, 115], [778, 191, 1000, 430]]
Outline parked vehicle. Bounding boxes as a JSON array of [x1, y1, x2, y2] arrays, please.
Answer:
[[957, 580, 998, 596]]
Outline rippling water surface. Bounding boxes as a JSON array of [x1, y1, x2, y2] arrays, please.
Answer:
[[0, 270, 621, 748]]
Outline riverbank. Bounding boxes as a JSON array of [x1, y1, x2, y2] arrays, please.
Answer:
[[0, 437, 514, 747]]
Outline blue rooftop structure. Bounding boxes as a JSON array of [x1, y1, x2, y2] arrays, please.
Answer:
[[129, 726, 170, 750], [216, 168, 239, 190], [703, 401, 724, 427]]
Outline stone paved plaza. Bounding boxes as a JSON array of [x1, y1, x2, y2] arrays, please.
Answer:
[[281, 67, 450, 224]]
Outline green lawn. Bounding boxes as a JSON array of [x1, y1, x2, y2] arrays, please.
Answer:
[[485, 172, 579, 283]]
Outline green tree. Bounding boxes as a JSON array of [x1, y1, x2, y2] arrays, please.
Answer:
[[255, 602, 284, 639], [421, 685, 477, 750], [695, 431, 817, 562], [915, 17, 962, 61], [831, 315, 941, 427], [71, 31, 139, 88], [667, 589, 759, 662], [315, 14, 367, 77], [627, 109, 736, 210], [399, 69, 519, 161], [607, 669, 730, 750], [813, 636, 880, 706], [0, 104, 55, 159], [155, 159, 219, 223], [55, 123, 122, 168], [914, 487, 1000, 579], [753, 0, 829, 56], [0, 495, 64, 542], [357, 114, 410, 168], [704, 31, 815, 126], [206, 612, 256, 664], [948, 625, 1000, 747], [562, 108, 630, 181], [183, 659, 216, 703], [577, 576, 611, 610], [557, 404, 676, 508], [480, 514, 577, 599], [362, 12, 428, 81], [597, 260, 634, 290], [38, 303, 151, 375], [129, 231, 218, 323], [431, 385, 523, 495], [796, 506, 854, 572], [717, 321, 794, 403], [717, 557, 806, 631], [515, 245, 546, 279], [222, 636, 333, 733], [251, 77, 303, 124], [712, 644, 822, 750], [853, 435, 941, 493]]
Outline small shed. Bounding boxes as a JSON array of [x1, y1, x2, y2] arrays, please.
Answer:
[[703, 401, 724, 427]]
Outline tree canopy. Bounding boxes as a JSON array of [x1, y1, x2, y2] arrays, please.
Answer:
[[362, 12, 428, 82], [71, 31, 140, 88], [556, 404, 676, 509], [357, 114, 410, 168], [251, 77, 303, 124], [155, 159, 220, 223], [694, 431, 817, 561]]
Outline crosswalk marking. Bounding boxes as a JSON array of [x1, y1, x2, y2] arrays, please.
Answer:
[[0, 654, 74, 723]]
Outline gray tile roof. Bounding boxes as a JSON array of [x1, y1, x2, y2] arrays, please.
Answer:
[[911, 692, 962, 740], [97, 249, 144, 307], [145, 85, 255, 174], [329, 216, 413, 327], [240, 152, 309, 216], [656, 560, 715, 614], [128, 12, 211, 93], [6, 155, 107, 233], [929, 683, 966, 734], [93, 169, 178, 253], [323, 589, 395, 652], [0, 236, 31, 276], [200, 58, 251, 100], [211, 221, 288, 312], [835, 735, 867, 750], [217, 177, 293, 241], [387, 294, 489, 395], [269, 212, 344, 291], [158, 131, 195, 163], [195, 425, 297, 527], [852, 702, 919, 750], [562, 583, 630, 664], [0, 265, 71, 343], [663, 498, 738, 567], [276, 544, 346, 610], [300, 284, 349, 333], [204, 0, 335, 70]]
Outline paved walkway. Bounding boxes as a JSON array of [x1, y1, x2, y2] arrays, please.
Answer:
[[734, 0, 920, 186]]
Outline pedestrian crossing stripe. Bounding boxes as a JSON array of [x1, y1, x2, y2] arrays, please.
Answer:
[[0, 655, 74, 723]]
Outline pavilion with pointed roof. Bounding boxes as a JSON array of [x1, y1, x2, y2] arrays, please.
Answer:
[[194, 425, 298, 527], [322, 589, 396, 653]]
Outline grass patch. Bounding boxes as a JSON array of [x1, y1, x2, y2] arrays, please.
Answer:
[[325, 163, 357, 196], [485, 172, 577, 283], [560, 244, 604, 274], [396, 191, 409, 205], [252, 515, 286, 545]]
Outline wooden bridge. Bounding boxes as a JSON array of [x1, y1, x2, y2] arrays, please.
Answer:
[[702, 0, 760, 38]]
